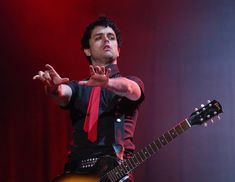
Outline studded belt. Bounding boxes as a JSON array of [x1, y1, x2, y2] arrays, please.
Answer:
[[79, 157, 99, 169]]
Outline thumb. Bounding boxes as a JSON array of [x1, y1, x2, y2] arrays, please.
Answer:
[[54, 77, 70, 85], [60, 78, 70, 83]]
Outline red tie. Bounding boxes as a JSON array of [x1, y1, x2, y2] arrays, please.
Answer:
[[83, 87, 101, 142]]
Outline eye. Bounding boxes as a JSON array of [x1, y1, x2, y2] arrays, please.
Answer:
[[95, 36, 102, 41], [108, 35, 116, 40]]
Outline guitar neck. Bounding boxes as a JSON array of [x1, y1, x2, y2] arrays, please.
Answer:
[[106, 119, 191, 181]]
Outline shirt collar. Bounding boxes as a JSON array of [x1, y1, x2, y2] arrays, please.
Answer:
[[106, 64, 120, 78]]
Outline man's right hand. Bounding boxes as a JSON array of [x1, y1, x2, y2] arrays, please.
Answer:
[[33, 64, 69, 95]]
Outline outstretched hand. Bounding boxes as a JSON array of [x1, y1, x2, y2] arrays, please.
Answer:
[[33, 64, 69, 94], [79, 65, 111, 88]]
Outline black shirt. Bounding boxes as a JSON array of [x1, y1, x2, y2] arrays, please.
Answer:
[[63, 64, 144, 159]]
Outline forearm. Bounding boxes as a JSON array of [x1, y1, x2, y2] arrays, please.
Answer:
[[49, 84, 72, 106], [106, 77, 141, 101]]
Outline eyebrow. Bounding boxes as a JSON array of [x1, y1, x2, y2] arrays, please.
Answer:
[[93, 32, 116, 37]]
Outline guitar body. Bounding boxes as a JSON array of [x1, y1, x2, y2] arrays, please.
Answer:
[[52, 173, 99, 182], [52, 156, 127, 182]]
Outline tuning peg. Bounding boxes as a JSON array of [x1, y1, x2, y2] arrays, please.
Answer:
[[211, 119, 214, 123], [195, 108, 200, 115], [203, 122, 208, 127], [218, 115, 221, 120], [201, 104, 206, 111], [207, 114, 211, 118], [207, 100, 212, 107]]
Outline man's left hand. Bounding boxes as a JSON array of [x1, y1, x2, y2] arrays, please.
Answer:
[[78, 65, 111, 88]]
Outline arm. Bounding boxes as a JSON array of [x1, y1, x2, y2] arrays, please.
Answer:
[[106, 77, 141, 101], [33, 64, 72, 106], [78, 65, 142, 101], [51, 84, 72, 106]]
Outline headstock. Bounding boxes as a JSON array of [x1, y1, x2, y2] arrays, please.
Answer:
[[188, 100, 223, 126]]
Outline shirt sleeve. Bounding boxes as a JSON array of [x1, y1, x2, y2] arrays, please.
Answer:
[[126, 76, 145, 105], [60, 80, 79, 110]]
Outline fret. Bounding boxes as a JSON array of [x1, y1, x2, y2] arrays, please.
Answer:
[[132, 155, 141, 166], [134, 153, 143, 164], [142, 147, 151, 158], [150, 142, 158, 152], [116, 165, 125, 176], [146, 144, 155, 155], [159, 136, 168, 145], [120, 165, 127, 175], [169, 128, 178, 138], [175, 124, 184, 135], [107, 170, 116, 182], [129, 158, 137, 169], [153, 139, 162, 149], [120, 161, 129, 173], [164, 132, 172, 142], [111, 171, 117, 182], [180, 120, 191, 131], [136, 152, 144, 162], [113, 168, 121, 180], [126, 159, 134, 170], [139, 150, 147, 160], [122, 161, 131, 172]]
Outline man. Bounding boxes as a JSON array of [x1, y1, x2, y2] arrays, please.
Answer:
[[33, 16, 144, 182]]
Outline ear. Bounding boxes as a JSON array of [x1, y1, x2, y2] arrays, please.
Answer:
[[117, 48, 120, 57], [84, 49, 91, 56]]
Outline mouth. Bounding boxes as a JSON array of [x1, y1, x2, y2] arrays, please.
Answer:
[[103, 45, 111, 50]]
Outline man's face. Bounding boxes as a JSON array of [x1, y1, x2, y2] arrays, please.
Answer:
[[84, 26, 120, 65]]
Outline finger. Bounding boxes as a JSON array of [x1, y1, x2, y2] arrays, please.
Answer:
[[101, 66, 105, 74], [39, 71, 52, 86], [44, 79, 51, 87], [44, 71, 52, 82], [44, 85, 50, 94], [45, 64, 55, 71], [38, 70, 44, 76], [38, 71, 46, 82], [89, 65, 96, 75], [34, 74, 49, 86], [94, 66, 102, 74], [33, 75, 39, 80], [33, 75, 47, 82], [106, 68, 111, 77], [45, 64, 59, 76], [78, 80, 88, 85], [60, 78, 70, 84]]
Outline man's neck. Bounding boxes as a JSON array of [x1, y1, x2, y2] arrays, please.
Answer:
[[91, 59, 117, 67]]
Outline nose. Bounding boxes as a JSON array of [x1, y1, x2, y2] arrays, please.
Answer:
[[103, 35, 109, 43]]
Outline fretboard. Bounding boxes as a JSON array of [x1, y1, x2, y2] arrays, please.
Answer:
[[106, 119, 191, 182]]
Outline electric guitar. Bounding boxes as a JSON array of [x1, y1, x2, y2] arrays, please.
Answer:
[[52, 100, 223, 182]]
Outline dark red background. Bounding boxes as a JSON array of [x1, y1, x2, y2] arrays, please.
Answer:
[[1, 0, 235, 182]]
